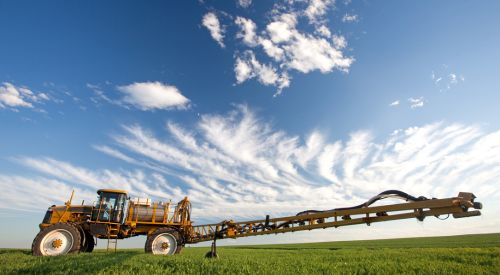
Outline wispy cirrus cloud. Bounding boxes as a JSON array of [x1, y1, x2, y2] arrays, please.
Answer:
[[5, 106, 499, 222], [342, 13, 358, 23], [10, 157, 184, 205], [389, 100, 400, 107], [202, 0, 355, 95], [408, 97, 425, 109], [0, 82, 50, 111], [431, 65, 465, 92], [0, 175, 96, 212]]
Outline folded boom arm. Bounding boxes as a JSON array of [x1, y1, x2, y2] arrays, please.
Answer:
[[188, 191, 482, 244]]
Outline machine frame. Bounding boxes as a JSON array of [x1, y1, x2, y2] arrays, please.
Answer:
[[31, 189, 483, 257]]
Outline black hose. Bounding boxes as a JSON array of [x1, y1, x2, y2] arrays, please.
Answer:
[[295, 190, 428, 216], [220, 190, 430, 232]]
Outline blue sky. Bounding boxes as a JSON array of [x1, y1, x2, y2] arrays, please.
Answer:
[[1, 0, 499, 248]]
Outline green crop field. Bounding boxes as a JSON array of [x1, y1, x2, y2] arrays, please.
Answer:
[[1, 233, 499, 274]]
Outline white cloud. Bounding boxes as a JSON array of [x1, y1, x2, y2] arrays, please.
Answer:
[[202, 1, 354, 94], [237, 0, 252, 8], [116, 82, 190, 111], [235, 56, 254, 83], [13, 157, 184, 202], [0, 82, 50, 110], [202, 12, 225, 48], [0, 175, 96, 212], [283, 32, 353, 73], [234, 51, 290, 94], [342, 13, 358, 22], [3, 107, 500, 223], [93, 145, 137, 164], [332, 34, 347, 49], [266, 14, 297, 44], [408, 97, 424, 109], [248, 9, 353, 76], [449, 73, 457, 84], [235, 17, 258, 46], [431, 66, 465, 92], [259, 38, 285, 61], [316, 25, 331, 38], [389, 100, 400, 107], [305, 0, 333, 24], [87, 83, 117, 107], [267, 12, 353, 74]]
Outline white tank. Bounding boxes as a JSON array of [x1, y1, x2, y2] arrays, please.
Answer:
[[129, 201, 172, 222]]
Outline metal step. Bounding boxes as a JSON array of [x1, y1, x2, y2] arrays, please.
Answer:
[[106, 237, 118, 252]]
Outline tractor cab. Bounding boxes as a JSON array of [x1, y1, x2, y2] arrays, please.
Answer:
[[91, 189, 128, 223]]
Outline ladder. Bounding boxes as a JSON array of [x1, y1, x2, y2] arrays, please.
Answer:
[[107, 238, 118, 252], [106, 224, 120, 252]]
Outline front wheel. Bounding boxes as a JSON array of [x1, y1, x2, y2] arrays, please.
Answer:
[[145, 228, 182, 255], [32, 223, 82, 256]]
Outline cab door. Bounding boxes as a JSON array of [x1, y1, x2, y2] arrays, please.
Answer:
[[91, 192, 127, 223]]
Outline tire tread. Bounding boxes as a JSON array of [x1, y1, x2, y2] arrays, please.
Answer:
[[144, 227, 183, 255], [31, 223, 82, 256]]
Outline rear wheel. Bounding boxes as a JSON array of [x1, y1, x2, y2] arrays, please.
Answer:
[[73, 224, 95, 253], [175, 244, 184, 254], [83, 231, 95, 252], [145, 228, 182, 255], [32, 223, 81, 256], [79, 228, 95, 253]]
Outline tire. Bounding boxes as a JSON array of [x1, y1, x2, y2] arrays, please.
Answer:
[[72, 224, 93, 253], [145, 228, 182, 255], [175, 244, 184, 254], [32, 223, 82, 256], [83, 231, 95, 253], [76, 226, 95, 253]]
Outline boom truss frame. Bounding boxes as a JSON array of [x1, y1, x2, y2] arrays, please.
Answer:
[[187, 192, 482, 244]]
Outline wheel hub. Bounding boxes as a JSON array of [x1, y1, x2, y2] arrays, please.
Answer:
[[52, 239, 63, 249], [161, 242, 169, 250]]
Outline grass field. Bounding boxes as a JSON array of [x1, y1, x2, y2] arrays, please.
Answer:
[[1, 233, 499, 274]]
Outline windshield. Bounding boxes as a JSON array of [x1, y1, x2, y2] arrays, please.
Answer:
[[92, 192, 126, 223]]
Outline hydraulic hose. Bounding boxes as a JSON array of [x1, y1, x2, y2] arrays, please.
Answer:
[[295, 190, 428, 216]]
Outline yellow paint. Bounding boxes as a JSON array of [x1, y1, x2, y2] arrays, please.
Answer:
[[52, 239, 62, 248], [36, 189, 481, 248]]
